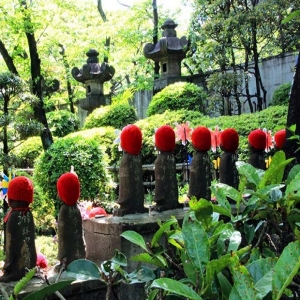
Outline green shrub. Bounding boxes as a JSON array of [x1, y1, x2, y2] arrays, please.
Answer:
[[34, 135, 110, 216], [84, 103, 138, 130], [137, 105, 287, 165], [11, 136, 43, 168], [136, 109, 204, 164], [46, 110, 79, 137], [67, 126, 120, 166], [271, 82, 291, 106], [147, 82, 208, 117]]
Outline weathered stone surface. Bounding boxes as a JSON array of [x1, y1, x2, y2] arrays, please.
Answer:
[[0, 200, 36, 283], [188, 151, 211, 201], [153, 152, 181, 212], [84, 208, 185, 272], [219, 152, 239, 190], [57, 204, 86, 267], [114, 153, 147, 216]]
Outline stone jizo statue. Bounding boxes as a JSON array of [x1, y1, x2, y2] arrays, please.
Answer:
[[0, 176, 37, 282], [56, 171, 86, 270], [188, 126, 212, 201], [114, 124, 147, 216], [153, 125, 181, 212], [248, 129, 267, 170], [219, 128, 239, 192]]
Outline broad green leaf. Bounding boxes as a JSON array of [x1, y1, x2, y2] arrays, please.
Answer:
[[243, 223, 255, 244], [286, 164, 300, 185], [151, 217, 177, 247], [255, 185, 284, 203], [189, 199, 213, 229], [22, 280, 74, 300], [229, 255, 258, 300], [272, 241, 300, 300], [130, 252, 166, 268], [210, 184, 231, 211], [217, 230, 241, 256], [126, 266, 155, 284], [121, 230, 147, 251], [209, 222, 233, 246], [236, 161, 262, 187], [181, 250, 197, 284], [282, 10, 300, 24], [211, 203, 231, 217], [147, 289, 159, 300], [259, 151, 293, 188], [182, 213, 210, 273], [63, 259, 100, 280], [217, 272, 232, 300], [247, 257, 275, 283], [111, 249, 127, 266], [213, 183, 240, 203], [169, 230, 184, 250], [150, 278, 203, 300], [285, 172, 300, 199], [205, 245, 252, 287], [255, 270, 273, 299]]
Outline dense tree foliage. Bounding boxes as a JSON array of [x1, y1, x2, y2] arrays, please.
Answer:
[[186, 0, 299, 114]]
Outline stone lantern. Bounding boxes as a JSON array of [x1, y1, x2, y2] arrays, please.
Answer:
[[71, 49, 115, 113], [143, 19, 188, 92]]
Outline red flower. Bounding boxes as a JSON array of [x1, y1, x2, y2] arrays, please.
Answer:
[[36, 253, 48, 269], [174, 121, 192, 146], [210, 126, 221, 152], [89, 207, 107, 218]]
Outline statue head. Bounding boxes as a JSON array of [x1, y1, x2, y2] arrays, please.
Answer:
[[155, 125, 175, 152], [191, 126, 211, 152], [57, 172, 80, 205], [220, 128, 239, 153], [248, 129, 266, 151]]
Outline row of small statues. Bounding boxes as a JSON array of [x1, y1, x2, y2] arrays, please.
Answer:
[[114, 125, 286, 215], [0, 124, 285, 282]]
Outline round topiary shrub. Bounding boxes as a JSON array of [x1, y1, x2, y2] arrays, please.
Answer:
[[147, 82, 208, 117], [11, 136, 43, 168], [34, 135, 109, 216], [84, 103, 138, 130], [46, 110, 80, 137], [271, 82, 291, 106]]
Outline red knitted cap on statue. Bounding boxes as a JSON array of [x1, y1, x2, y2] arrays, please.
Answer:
[[220, 128, 239, 153], [192, 126, 211, 151], [155, 125, 175, 152], [274, 129, 286, 149], [248, 129, 266, 151], [120, 124, 142, 155], [8, 176, 33, 203], [57, 172, 80, 205]]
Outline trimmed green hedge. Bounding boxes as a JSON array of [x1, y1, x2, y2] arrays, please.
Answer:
[[147, 82, 208, 117], [47, 110, 79, 137], [34, 134, 110, 216], [84, 103, 138, 130]]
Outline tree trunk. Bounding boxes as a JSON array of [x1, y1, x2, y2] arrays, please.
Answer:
[[244, 49, 254, 113], [21, 0, 53, 150], [152, 0, 159, 78], [0, 40, 19, 76], [285, 52, 300, 165], [252, 19, 263, 111], [59, 44, 75, 113]]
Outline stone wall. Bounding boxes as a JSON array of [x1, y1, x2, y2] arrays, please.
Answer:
[[133, 52, 297, 119]]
